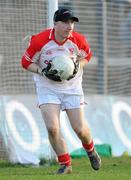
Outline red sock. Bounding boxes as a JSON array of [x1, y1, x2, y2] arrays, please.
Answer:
[[82, 140, 94, 152], [58, 153, 71, 166]]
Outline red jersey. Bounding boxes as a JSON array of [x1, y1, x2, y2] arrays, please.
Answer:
[[21, 28, 92, 94]]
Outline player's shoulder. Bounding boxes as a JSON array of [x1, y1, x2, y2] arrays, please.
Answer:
[[30, 29, 51, 46], [32, 29, 51, 40], [72, 31, 86, 40], [70, 31, 88, 47]]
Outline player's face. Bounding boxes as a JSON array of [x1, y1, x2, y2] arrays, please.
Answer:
[[54, 19, 75, 42]]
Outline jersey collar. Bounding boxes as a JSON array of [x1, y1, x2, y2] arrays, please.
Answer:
[[49, 28, 73, 45]]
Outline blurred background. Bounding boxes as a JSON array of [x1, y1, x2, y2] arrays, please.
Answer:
[[0, 0, 131, 95], [0, 0, 131, 164]]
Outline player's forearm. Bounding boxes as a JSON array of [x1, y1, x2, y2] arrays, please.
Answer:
[[27, 63, 42, 74], [21, 53, 42, 75]]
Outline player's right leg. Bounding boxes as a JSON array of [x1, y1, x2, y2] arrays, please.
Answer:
[[40, 104, 68, 155], [40, 104, 72, 174]]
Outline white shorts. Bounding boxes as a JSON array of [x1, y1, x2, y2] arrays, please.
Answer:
[[36, 87, 86, 110]]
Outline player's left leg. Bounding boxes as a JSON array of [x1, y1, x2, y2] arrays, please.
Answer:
[[66, 107, 101, 170]]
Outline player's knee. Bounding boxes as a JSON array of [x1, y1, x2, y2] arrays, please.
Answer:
[[75, 128, 90, 139], [77, 130, 85, 139], [48, 127, 59, 137]]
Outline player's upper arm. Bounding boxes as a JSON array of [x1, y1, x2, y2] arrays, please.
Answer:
[[73, 32, 92, 62], [79, 35, 92, 62], [21, 35, 38, 69]]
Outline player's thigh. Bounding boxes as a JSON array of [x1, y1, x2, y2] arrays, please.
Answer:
[[40, 104, 61, 130], [66, 107, 88, 131]]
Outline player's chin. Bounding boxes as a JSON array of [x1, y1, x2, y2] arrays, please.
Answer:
[[64, 32, 71, 38]]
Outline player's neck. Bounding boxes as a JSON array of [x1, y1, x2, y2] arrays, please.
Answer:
[[55, 35, 66, 44], [54, 32, 68, 44]]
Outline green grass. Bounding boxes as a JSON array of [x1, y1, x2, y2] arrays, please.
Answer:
[[0, 156, 131, 180]]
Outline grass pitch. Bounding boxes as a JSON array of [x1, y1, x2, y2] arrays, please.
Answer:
[[0, 156, 131, 180]]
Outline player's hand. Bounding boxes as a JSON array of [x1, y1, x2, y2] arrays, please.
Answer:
[[41, 63, 62, 82], [67, 60, 80, 80]]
